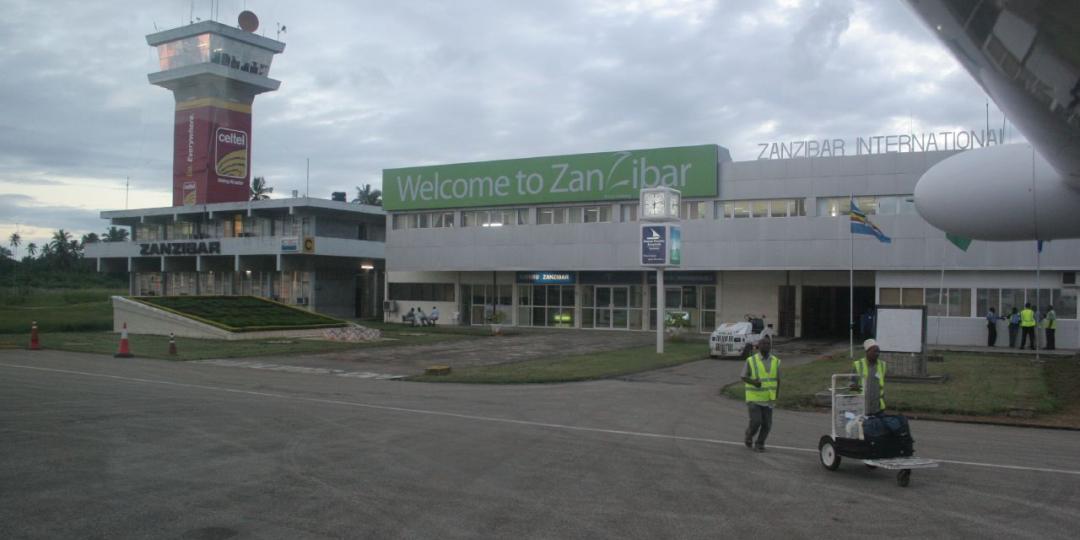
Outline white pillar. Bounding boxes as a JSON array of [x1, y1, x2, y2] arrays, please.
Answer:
[[656, 268, 665, 354]]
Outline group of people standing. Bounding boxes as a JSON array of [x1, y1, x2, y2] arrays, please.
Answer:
[[986, 303, 1057, 350]]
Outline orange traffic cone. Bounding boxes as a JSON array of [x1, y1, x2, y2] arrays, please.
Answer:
[[114, 323, 134, 358], [168, 333, 177, 356], [29, 321, 41, 350]]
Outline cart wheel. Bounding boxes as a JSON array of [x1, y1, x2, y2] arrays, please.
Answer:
[[819, 436, 841, 471], [897, 469, 911, 487]]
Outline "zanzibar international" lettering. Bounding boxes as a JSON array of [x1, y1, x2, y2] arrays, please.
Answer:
[[757, 129, 1005, 160]]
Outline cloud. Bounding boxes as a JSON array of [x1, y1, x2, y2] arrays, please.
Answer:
[[789, 0, 855, 80], [0, 0, 1003, 234]]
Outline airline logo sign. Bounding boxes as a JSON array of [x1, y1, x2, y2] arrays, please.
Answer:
[[383, 144, 718, 210], [215, 128, 248, 179], [641, 224, 681, 267], [641, 225, 667, 266]]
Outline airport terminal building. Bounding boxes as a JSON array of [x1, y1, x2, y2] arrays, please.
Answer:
[[86, 198, 386, 318], [382, 143, 1080, 348]]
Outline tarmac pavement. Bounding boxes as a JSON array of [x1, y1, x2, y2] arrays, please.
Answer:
[[2, 348, 1078, 539]]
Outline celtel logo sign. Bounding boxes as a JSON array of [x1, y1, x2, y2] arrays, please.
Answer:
[[383, 145, 719, 211], [215, 128, 248, 179]]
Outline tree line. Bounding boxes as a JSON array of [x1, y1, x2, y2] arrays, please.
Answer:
[[2, 227, 129, 289]]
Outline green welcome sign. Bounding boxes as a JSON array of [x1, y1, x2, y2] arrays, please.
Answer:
[[382, 144, 719, 211]]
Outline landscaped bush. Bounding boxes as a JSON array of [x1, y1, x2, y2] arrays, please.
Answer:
[[134, 296, 346, 332]]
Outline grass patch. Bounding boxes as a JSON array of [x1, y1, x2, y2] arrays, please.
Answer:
[[409, 341, 707, 384], [721, 353, 1059, 416], [0, 326, 480, 360], [133, 296, 347, 332], [0, 288, 121, 333], [1045, 359, 1080, 413]]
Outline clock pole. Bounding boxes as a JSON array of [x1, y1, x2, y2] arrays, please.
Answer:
[[656, 267, 665, 354], [640, 186, 681, 355]]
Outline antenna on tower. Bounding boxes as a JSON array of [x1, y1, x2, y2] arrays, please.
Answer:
[[277, 22, 287, 41]]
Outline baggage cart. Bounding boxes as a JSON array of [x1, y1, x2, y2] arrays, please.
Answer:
[[818, 374, 939, 487]]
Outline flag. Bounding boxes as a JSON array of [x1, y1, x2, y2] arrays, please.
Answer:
[[1037, 240, 1044, 253], [946, 233, 972, 251], [850, 197, 891, 243]]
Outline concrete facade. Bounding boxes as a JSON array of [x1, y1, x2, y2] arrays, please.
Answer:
[[384, 147, 1080, 347], [86, 197, 387, 319]]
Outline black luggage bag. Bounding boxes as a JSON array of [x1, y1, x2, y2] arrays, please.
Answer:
[[835, 414, 914, 459]]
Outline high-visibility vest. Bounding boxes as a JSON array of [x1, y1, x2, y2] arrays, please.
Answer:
[[853, 358, 887, 411], [1020, 308, 1036, 328], [745, 353, 780, 403], [1044, 311, 1057, 330]]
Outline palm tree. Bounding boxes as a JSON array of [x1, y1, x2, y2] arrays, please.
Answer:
[[81, 232, 100, 244], [353, 183, 382, 206], [103, 226, 129, 242], [0, 246, 11, 259], [50, 229, 73, 267], [250, 176, 273, 200], [26, 242, 37, 258], [7, 232, 20, 287]]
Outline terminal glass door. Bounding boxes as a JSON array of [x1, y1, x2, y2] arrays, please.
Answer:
[[591, 286, 629, 329]]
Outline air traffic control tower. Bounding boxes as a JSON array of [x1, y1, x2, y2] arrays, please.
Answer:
[[146, 12, 285, 207]]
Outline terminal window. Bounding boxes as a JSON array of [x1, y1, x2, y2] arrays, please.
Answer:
[[583, 206, 611, 223], [717, 199, 805, 218], [817, 195, 915, 217], [680, 201, 708, 220], [389, 283, 455, 302], [462, 208, 526, 227], [538, 207, 568, 225]]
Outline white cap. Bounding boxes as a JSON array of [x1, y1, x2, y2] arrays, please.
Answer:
[[863, 338, 879, 351]]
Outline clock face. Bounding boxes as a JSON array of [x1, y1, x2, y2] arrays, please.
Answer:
[[643, 192, 665, 216]]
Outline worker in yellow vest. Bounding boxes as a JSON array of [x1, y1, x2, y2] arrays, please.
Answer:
[[851, 339, 887, 415], [741, 338, 780, 452], [1020, 302, 1037, 351], [1043, 305, 1057, 350]]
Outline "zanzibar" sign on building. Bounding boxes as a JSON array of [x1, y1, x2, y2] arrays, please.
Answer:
[[382, 145, 719, 211], [139, 241, 222, 256], [757, 129, 1005, 160]]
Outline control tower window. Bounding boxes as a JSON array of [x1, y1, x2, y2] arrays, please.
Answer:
[[157, 34, 274, 76]]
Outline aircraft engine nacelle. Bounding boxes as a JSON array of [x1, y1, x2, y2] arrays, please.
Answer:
[[914, 144, 1080, 241]]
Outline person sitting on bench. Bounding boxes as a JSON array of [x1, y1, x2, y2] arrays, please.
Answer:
[[401, 307, 416, 325], [416, 307, 429, 327], [428, 306, 440, 326]]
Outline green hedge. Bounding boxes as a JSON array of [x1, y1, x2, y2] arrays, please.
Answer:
[[132, 296, 347, 332]]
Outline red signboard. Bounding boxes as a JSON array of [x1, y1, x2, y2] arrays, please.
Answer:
[[172, 99, 252, 206]]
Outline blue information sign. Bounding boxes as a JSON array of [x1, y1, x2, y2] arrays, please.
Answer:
[[641, 225, 667, 266]]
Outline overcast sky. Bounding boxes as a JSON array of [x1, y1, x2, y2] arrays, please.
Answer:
[[0, 0, 1007, 249]]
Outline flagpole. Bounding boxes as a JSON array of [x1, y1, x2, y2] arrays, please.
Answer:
[[937, 236, 946, 344], [1036, 242, 1041, 362], [849, 195, 854, 360]]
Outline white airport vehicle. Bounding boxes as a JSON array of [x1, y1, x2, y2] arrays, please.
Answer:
[[708, 315, 773, 359]]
